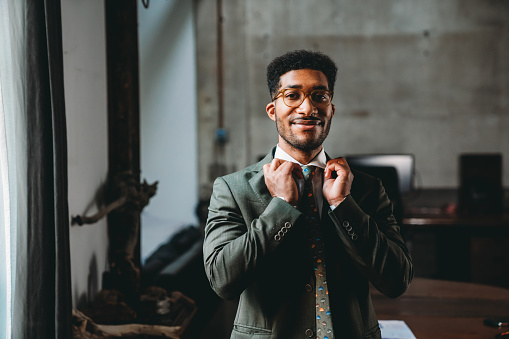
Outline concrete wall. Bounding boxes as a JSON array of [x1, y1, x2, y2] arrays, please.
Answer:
[[62, 0, 109, 309], [196, 0, 509, 193]]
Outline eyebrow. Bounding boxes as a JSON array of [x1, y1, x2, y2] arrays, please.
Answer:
[[285, 84, 329, 90]]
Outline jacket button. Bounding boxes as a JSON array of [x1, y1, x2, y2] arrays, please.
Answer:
[[305, 284, 313, 292], [305, 328, 314, 337], [342, 221, 350, 227]]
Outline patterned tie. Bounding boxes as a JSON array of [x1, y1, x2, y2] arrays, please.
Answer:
[[301, 165, 334, 339]]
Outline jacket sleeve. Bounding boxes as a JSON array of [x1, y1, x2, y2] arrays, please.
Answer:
[[328, 178, 414, 298], [203, 176, 302, 300]]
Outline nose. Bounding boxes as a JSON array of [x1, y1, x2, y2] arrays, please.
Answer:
[[296, 95, 317, 115]]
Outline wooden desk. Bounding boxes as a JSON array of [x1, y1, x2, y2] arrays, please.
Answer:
[[371, 278, 509, 339], [402, 188, 509, 230], [403, 213, 509, 230], [400, 189, 509, 287]]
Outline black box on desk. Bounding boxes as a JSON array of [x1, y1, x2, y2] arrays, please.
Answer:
[[459, 153, 503, 215]]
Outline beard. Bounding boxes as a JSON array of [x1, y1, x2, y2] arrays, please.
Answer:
[[274, 110, 331, 152]]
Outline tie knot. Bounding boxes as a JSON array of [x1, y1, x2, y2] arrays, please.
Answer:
[[302, 165, 316, 182]]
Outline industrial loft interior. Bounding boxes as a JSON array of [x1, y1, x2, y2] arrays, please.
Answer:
[[0, 0, 508, 338]]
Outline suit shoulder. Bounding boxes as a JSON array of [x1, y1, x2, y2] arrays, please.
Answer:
[[216, 159, 265, 184]]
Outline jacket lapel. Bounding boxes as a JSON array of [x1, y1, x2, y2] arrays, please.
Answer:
[[248, 149, 275, 206]]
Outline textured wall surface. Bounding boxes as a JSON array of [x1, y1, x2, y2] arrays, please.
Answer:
[[196, 0, 509, 191]]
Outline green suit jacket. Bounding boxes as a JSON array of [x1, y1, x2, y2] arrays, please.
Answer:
[[203, 149, 413, 339]]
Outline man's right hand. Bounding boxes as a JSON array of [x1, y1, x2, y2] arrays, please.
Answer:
[[263, 159, 302, 207]]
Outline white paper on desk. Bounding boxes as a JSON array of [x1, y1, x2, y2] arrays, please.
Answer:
[[379, 320, 417, 339]]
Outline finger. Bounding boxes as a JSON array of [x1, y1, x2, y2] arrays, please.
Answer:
[[326, 157, 350, 171], [335, 157, 351, 170], [324, 160, 339, 177], [263, 163, 270, 176], [325, 157, 350, 177], [277, 159, 296, 175], [324, 163, 331, 178], [270, 158, 282, 171]]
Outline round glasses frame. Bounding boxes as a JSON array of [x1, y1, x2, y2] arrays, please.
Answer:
[[272, 88, 334, 108]]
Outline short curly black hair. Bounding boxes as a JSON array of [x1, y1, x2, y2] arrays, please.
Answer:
[[266, 50, 338, 98]]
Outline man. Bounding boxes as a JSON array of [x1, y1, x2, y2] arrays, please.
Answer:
[[203, 50, 413, 339]]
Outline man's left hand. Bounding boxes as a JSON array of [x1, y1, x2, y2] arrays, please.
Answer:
[[323, 157, 354, 207]]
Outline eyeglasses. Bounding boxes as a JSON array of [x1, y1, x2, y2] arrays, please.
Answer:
[[272, 88, 333, 108]]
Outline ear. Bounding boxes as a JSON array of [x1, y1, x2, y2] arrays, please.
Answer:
[[266, 102, 276, 122], [331, 104, 335, 118]]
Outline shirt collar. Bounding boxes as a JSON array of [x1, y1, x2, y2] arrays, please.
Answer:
[[274, 145, 327, 169]]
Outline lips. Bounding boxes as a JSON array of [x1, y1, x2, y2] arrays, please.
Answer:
[[291, 118, 323, 127]]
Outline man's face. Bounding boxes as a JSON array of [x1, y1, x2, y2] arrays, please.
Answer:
[[266, 69, 335, 153]]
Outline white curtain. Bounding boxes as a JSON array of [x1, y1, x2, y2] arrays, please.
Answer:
[[0, 0, 27, 338], [1, 0, 72, 337], [0, 0, 28, 338]]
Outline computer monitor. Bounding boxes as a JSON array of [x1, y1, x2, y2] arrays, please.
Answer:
[[459, 153, 503, 214], [345, 154, 415, 197]]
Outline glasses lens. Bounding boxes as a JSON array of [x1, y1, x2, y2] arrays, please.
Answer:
[[311, 90, 331, 107], [282, 89, 304, 107]]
